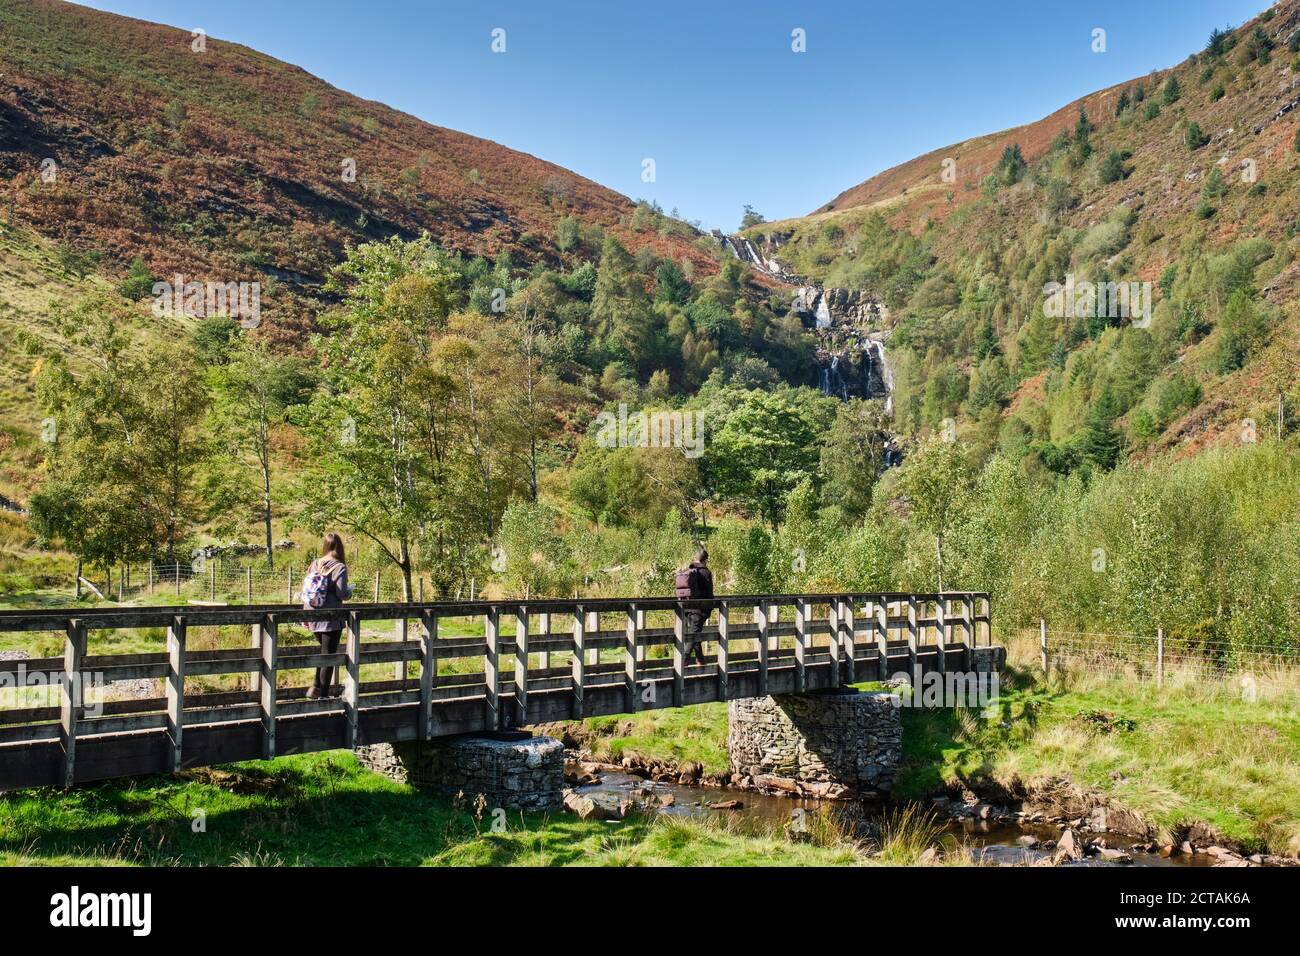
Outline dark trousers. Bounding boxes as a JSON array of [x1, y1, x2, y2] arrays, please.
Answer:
[[312, 630, 342, 694], [685, 611, 709, 665]]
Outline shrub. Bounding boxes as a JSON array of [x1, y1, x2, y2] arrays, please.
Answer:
[[1185, 121, 1209, 149]]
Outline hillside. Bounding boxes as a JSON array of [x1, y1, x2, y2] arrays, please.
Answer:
[[0, 0, 713, 337], [742, 1, 1300, 465]]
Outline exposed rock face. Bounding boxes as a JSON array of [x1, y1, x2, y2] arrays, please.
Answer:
[[727, 690, 902, 799], [356, 733, 565, 810]]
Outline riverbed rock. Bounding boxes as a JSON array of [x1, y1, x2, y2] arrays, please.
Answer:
[[1098, 847, 1133, 864], [1053, 829, 1083, 864]]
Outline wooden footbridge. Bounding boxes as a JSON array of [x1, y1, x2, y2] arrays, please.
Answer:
[[0, 592, 993, 792]]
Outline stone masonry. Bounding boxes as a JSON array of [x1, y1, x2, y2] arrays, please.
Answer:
[[356, 733, 565, 810], [727, 689, 901, 799]]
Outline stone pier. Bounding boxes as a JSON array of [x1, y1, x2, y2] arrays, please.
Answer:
[[356, 732, 565, 810], [727, 689, 902, 799]]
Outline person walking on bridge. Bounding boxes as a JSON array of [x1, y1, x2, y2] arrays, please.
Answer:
[[302, 532, 355, 699], [674, 548, 714, 665]]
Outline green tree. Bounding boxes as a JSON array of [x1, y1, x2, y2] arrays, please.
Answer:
[[707, 391, 820, 528], [34, 298, 209, 569], [1080, 388, 1124, 470], [897, 434, 972, 592], [300, 237, 459, 599], [818, 399, 890, 518], [207, 336, 314, 565]]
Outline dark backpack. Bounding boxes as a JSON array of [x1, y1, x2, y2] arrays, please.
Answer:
[[674, 566, 699, 598]]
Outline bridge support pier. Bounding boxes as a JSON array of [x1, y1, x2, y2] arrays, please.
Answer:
[[356, 732, 565, 810], [727, 689, 901, 800]]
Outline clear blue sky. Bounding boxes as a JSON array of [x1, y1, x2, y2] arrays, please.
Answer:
[[77, 0, 1267, 231]]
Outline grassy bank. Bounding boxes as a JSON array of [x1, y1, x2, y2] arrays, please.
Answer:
[[0, 752, 873, 867], [571, 667, 1300, 857]]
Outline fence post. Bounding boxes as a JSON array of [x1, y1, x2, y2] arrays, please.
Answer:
[[716, 601, 729, 700], [166, 615, 186, 772], [148, 561, 154, 595], [572, 605, 586, 718], [754, 604, 769, 696], [624, 604, 639, 713], [60, 620, 87, 788], [516, 607, 531, 727], [1040, 618, 1048, 675], [344, 611, 361, 748], [672, 604, 686, 706], [418, 610, 437, 740], [373, 570, 380, 603], [484, 605, 500, 731], [1156, 627, 1164, 688], [286, 566, 293, 604], [246, 566, 253, 604], [209, 564, 215, 601]]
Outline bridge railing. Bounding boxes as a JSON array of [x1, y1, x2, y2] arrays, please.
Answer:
[[0, 592, 991, 791]]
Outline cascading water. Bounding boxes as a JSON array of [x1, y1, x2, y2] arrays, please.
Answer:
[[721, 232, 894, 412]]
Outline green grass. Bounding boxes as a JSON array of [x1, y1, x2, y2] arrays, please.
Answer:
[[0, 752, 870, 867], [894, 664, 1300, 855], [572, 666, 1300, 857], [585, 705, 731, 776]]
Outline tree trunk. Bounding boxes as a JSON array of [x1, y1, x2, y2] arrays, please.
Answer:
[[262, 462, 274, 569]]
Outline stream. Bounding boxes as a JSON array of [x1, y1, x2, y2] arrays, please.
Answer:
[[573, 771, 1207, 867]]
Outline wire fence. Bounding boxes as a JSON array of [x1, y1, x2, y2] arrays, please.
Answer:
[[1008, 622, 1300, 700], [74, 561, 477, 606]]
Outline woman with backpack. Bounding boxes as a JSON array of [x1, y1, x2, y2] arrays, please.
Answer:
[[302, 533, 355, 699]]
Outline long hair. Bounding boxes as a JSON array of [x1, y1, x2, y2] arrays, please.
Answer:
[[322, 532, 346, 564]]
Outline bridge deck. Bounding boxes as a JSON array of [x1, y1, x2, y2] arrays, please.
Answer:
[[0, 592, 992, 792]]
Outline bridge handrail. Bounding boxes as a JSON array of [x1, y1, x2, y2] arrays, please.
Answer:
[[0, 591, 990, 632]]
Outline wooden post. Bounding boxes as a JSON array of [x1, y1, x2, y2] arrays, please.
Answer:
[[716, 601, 729, 700], [209, 564, 216, 601], [935, 597, 947, 675], [826, 599, 840, 687], [514, 609, 530, 727], [484, 605, 501, 731], [176, 564, 183, 597], [286, 566, 293, 604], [260, 614, 278, 759], [672, 605, 686, 707], [148, 561, 154, 595], [636, 608, 647, 662], [1156, 627, 1164, 688], [754, 604, 769, 696], [875, 599, 889, 681], [841, 599, 855, 685], [963, 594, 975, 666], [60, 620, 87, 788], [571, 606, 586, 719], [624, 604, 639, 713], [418, 610, 437, 740], [247, 621, 262, 693], [394, 613, 409, 682], [586, 610, 599, 667], [794, 599, 808, 693], [1040, 618, 1048, 675], [538, 612, 551, 670], [373, 570, 380, 602], [907, 595, 919, 687], [344, 612, 361, 748], [166, 615, 186, 772]]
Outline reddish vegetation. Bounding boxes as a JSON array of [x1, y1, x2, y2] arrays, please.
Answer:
[[0, 0, 713, 329], [814, 81, 1143, 222]]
